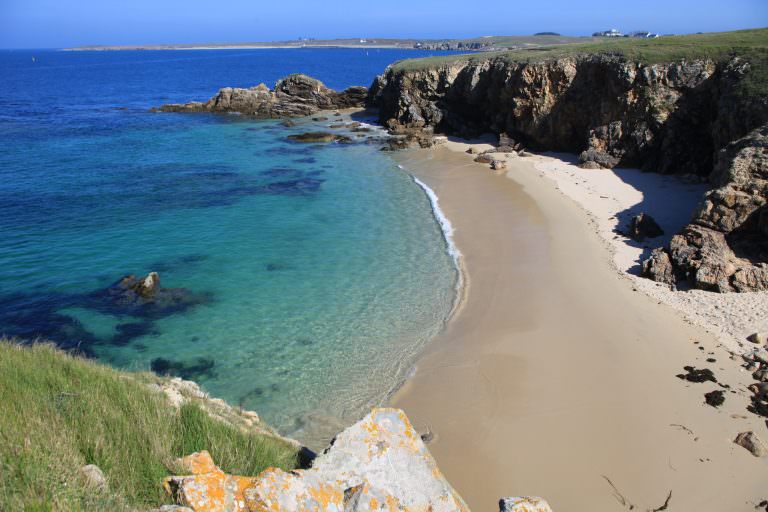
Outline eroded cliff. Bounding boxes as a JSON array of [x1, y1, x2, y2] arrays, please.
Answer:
[[368, 31, 768, 292]]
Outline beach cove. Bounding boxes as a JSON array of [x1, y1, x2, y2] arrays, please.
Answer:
[[391, 142, 768, 511]]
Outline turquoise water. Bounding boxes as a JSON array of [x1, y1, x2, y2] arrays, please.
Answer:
[[0, 49, 458, 444]]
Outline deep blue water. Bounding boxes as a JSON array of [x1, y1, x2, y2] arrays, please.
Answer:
[[0, 48, 459, 445]]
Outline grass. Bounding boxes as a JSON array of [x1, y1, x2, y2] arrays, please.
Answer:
[[0, 340, 299, 511], [391, 28, 768, 77]]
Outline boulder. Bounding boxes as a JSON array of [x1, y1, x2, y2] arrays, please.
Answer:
[[474, 154, 494, 164], [491, 160, 508, 171], [164, 409, 471, 512], [748, 332, 768, 345], [641, 248, 676, 286], [500, 497, 553, 512], [628, 213, 664, 241], [79, 464, 107, 491], [156, 74, 367, 118], [734, 431, 768, 457]]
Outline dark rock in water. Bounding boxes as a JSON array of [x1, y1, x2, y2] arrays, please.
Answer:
[[112, 321, 157, 346], [287, 132, 348, 143], [312, 117, 329, 122], [266, 262, 290, 271], [156, 74, 367, 118], [150, 356, 216, 380], [677, 365, 717, 383], [629, 213, 664, 241], [281, 119, 297, 127], [704, 389, 725, 407], [641, 247, 677, 286], [259, 177, 324, 196], [88, 271, 211, 319]]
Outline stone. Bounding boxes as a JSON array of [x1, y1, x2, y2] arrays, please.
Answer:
[[628, 213, 664, 241], [287, 132, 347, 143], [641, 248, 676, 286], [734, 431, 768, 457], [500, 496, 554, 512], [491, 159, 507, 171], [79, 464, 107, 491], [164, 409, 471, 512], [474, 154, 494, 164], [748, 332, 768, 345], [157, 74, 367, 118]]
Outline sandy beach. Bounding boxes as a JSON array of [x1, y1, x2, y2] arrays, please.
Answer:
[[390, 143, 768, 511]]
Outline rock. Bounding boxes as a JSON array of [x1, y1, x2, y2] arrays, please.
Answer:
[[165, 409, 470, 512], [518, 151, 533, 157], [579, 148, 619, 169], [433, 135, 448, 145], [280, 119, 296, 127], [748, 332, 768, 345], [157, 74, 367, 118], [734, 431, 768, 457], [704, 389, 725, 407], [500, 496, 554, 512], [287, 132, 348, 143], [641, 248, 677, 285], [491, 159, 507, 171], [628, 213, 664, 241], [466, 147, 477, 154], [79, 464, 107, 491], [474, 154, 494, 164], [499, 133, 515, 147], [150, 506, 194, 512]]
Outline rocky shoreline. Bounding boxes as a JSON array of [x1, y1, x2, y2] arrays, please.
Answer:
[[367, 47, 768, 293]]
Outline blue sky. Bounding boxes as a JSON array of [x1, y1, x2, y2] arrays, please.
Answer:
[[1, 0, 766, 48]]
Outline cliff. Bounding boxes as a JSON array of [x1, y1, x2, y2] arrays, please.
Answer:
[[368, 29, 768, 292], [156, 74, 367, 117]]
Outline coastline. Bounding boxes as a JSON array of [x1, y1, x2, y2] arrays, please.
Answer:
[[389, 142, 768, 511]]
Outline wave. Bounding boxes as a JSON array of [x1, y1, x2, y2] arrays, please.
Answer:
[[399, 165, 465, 320]]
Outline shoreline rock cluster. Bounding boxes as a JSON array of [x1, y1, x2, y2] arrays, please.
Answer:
[[367, 52, 768, 293], [158, 408, 553, 512], [155, 74, 367, 118]]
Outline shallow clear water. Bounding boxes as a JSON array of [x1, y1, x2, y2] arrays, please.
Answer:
[[0, 48, 459, 444]]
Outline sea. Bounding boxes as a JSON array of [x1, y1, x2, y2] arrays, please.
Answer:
[[0, 48, 460, 445]]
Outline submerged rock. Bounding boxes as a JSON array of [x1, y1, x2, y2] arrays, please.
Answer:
[[287, 132, 350, 143], [156, 74, 367, 118]]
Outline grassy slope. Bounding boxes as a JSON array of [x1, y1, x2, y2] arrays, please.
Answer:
[[393, 28, 768, 69], [0, 341, 299, 511]]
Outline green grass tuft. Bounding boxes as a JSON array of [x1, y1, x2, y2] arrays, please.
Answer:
[[0, 340, 298, 511]]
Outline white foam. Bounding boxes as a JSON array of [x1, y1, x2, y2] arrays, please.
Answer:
[[403, 168, 465, 318]]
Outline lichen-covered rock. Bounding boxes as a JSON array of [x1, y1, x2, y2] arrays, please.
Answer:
[[246, 408, 469, 512], [164, 451, 260, 512], [499, 496, 553, 512], [164, 409, 473, 512], [156, 74, 367, 118]]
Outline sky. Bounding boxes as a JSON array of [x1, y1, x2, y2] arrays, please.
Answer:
[[1, 0, 766, 49]]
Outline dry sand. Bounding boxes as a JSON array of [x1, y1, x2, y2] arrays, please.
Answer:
[[390, 143, 768, 511]]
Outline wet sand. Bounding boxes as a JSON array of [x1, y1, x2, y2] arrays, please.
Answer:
[[390, 146, 768, 511]]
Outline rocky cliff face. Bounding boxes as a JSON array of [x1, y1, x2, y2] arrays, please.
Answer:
[[157, 74, 367, 118], [369, 53, 768, 292]]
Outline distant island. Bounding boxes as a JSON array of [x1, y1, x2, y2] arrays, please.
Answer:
[[63, 34, 599, 52]]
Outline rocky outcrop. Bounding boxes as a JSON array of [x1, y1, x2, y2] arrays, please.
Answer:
[[163, 408, 550, 512], [643, 124, 768, 291], [157, 74, 367, 117], [369, 50, 768, 292], [628, 213, 664, 241]]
